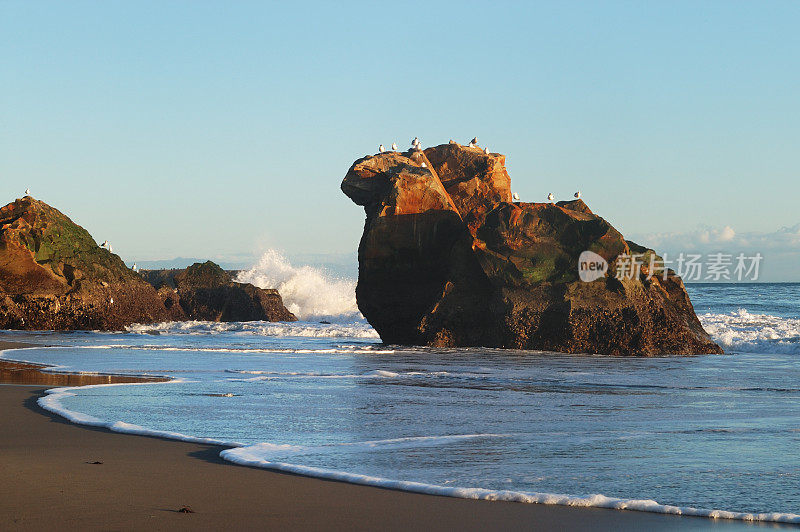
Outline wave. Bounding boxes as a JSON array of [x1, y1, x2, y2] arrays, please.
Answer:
[[126, 320, 379, 339], [236, 250, 359, 321], [699, 309, 800, 355], [223, 369, 450, 381], [36, 380, 800, 524], [220, 448, 800, 524]]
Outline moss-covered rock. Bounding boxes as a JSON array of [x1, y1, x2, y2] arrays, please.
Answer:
[[0, 197, 169, 330]]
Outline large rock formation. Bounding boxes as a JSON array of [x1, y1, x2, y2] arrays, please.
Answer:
[[0, 197, 296, 330], [342, 143, 722, 356], [0, 197, 170, 330], [140, 262, 296, 322]]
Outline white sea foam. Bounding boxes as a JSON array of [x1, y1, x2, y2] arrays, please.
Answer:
[[31, 377, 800, 525], [126, 320, 379, 339], [78, 345, 391, 355], [236, 250, 359, 321], [223, 369, 450, 381], [220, 445, 800, 524], [37, 382, 243, 446], [700, 310, 800, 355]]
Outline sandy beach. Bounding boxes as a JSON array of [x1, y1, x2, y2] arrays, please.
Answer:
[[0, 341, 785, 531]]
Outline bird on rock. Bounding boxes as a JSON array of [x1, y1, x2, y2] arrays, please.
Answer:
[[547, 193, 555, 203], [574, 191, 581, 199], [379, 144, 385, 153], [468, 137, 478, 147], [391, 142, 397, 151]]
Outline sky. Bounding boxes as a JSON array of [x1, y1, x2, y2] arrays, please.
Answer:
[[2, 1, 799, 279]]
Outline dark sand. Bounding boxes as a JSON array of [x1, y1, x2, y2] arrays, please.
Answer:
[[0, 341, 786, 531]]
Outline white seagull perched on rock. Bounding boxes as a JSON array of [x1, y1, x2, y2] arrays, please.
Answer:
[[391, 142, 397, 151], [411, 137, 420, 148], [547, 193, 555, 203], [484, 147, 490, 154], [468, 137, 478, 147], [379, 144, 385, 153], [421, 162, 427, 168], [132, 262, 139, 272], [414, 144, 423, 152], [449, 139, 456, 144], [25, 188, 30, 196], [512, 192, 520, 201], [574, 191, 581, 199]]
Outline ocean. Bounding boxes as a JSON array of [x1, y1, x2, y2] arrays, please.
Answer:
[[2, 257, 799, 524]]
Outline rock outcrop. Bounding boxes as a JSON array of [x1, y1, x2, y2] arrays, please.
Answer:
[[342, 143, 722, 356], [0, 197, 296, 330], [0, 197, 170, 330], [140, 262, 297, 322]]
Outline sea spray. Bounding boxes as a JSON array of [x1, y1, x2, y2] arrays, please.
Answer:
[[236, 250, 359, 321], [699, 309, 800, 355]]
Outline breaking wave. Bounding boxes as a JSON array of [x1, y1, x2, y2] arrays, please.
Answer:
[[700, 309, 800, 355], [126, 320, 378, 339], [236, 250, 359, 321]]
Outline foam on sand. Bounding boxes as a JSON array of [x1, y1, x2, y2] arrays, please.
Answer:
[[37, 382, 243, 446], [32, 378, 800, 525], [220, 444, 800, 524]]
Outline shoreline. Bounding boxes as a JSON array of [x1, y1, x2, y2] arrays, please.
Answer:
[[0, 341, 168, 386], [0, 339, 791, 530]]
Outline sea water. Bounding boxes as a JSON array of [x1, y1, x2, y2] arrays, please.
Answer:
[[2, 257, 800, 523]]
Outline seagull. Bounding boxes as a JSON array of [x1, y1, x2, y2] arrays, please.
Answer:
[[421, 162, 427, 168], [414, 144, 423, 152], [391, 142, 397, 151], [109, 297, 114, 305], [512, 192, 520, 201], [484, 147, 490, 154], [468, 137, 478, 147], [449, 139, 456, 144], [547, 193, 554, 203], [379, 144, 385, 153], [132, 262, 138, 272], [412, 137, 420, 148], [25, 188, 30, 196], [574, 191, 581, 199], [100, 240, 108, 249]]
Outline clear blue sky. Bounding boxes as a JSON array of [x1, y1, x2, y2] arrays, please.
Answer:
[[2, 1, 799, 275]]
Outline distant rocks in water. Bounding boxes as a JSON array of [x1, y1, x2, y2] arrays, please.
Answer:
[[0, 197, 170, 330], [140, 261, 296, 323], [341, 142, 722, 356], [0, 197, 296, 331]]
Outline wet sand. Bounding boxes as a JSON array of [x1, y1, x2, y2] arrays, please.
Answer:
[[0, 340, 784, 531]]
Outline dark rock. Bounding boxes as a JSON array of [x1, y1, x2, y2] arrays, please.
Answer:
[[141, 261, 296, 322], [342, 142, 722, 356]]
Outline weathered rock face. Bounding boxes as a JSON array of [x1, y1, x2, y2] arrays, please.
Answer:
[[0, 197, 170, 330], [140, 262, 297, 323], [342, 144, 722, 356]]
